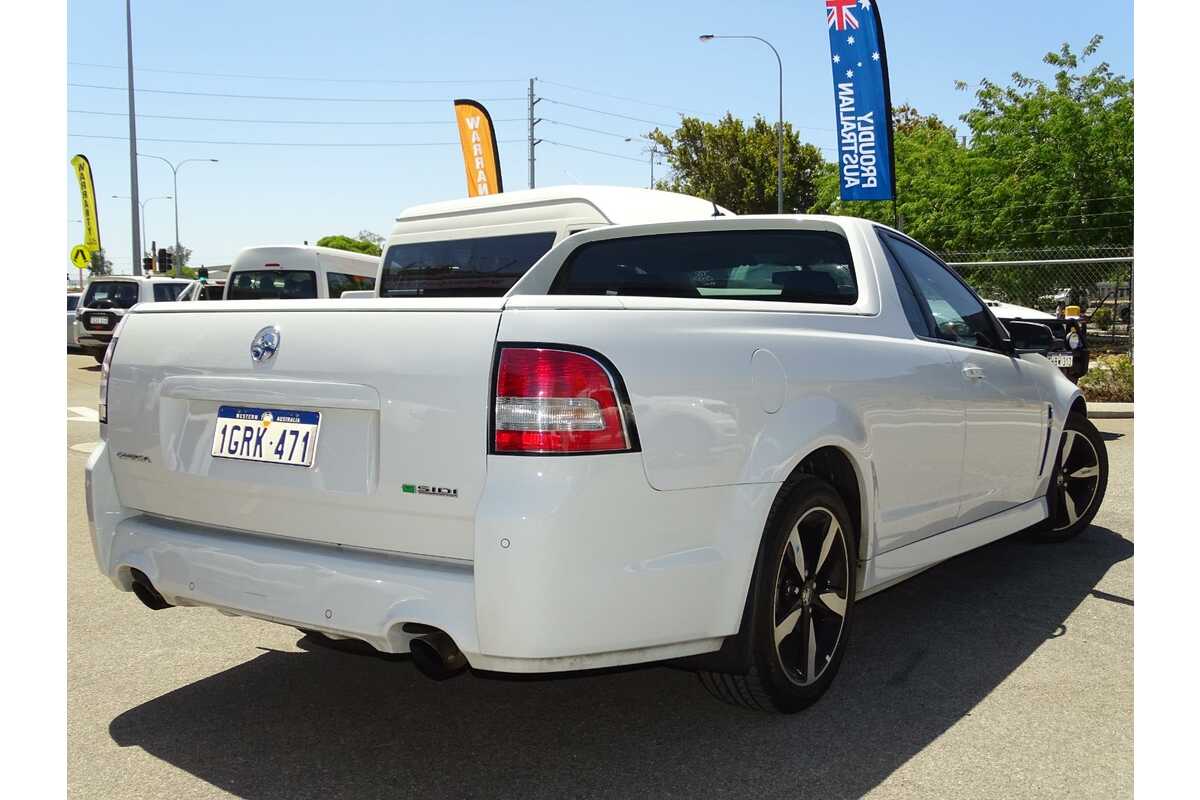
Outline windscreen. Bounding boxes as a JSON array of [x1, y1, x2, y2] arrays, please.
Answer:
[[83, 280, 139, 309], [227, 270, 318, 300], [550, 230, 858, 304], [67, 295, 79, 311], [379, 232, 557, 297]]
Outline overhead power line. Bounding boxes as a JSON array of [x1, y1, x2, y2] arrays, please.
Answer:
[[69, 108, 524, 126], [70, 132, 524, 148], [542, 118, 651, 141], [540, 140, 647, 163], [934, 193, 1135, 214], [69, 61, 525, 85], [540, 98, 674, 128], [69, 82, 523, 103], [537, 79, 714, 117]]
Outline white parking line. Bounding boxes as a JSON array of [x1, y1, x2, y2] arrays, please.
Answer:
[[68, 406, 99, 423]]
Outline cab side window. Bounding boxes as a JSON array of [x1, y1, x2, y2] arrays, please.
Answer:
[[883, 235, 1002, 350], [327, 272, 376, 298]]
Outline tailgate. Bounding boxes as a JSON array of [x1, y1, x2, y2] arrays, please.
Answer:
[[104, 299, 504, 561]]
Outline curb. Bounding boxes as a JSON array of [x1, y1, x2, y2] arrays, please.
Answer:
[[1088, 402, 1133, 419]]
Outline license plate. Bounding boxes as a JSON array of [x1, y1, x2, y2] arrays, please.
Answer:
[[211, 406, 320, 467], [1049, 353, 1074, 367], [92, 314, 109, 326]]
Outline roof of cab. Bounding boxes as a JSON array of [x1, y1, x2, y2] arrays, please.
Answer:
[[87, 274, 189, 283], [232, 244, 379, 267], [392, 185, 733, 230]]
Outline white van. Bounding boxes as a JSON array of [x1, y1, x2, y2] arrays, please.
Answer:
[[379, 186, 732, 297], [225, 245, 378, 300]]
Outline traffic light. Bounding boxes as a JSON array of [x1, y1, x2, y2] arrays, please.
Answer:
[[197, 266, 208, 283], [142, 256, 153, 273], [158, 248, 172, 273]]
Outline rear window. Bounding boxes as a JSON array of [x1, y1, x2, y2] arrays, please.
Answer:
[[380, 232, 557, 297], [67, 295, 79, 311], [153, 283, 187, 302], [83, 280, 139, 309], [550, 230, 858, 304], [327, 272, 376, 298], [227, 270, 318, 300]]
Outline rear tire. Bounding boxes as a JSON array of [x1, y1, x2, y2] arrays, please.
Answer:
[[1033, 413, 1108, 541], [700, 476, 857, 713]]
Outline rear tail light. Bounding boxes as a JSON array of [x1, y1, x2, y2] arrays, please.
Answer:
[[98, 317, 126, 425], [493, 346, 636, 454]]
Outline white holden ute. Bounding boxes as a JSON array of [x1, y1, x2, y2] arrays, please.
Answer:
[[87, 215, 1108, 713]]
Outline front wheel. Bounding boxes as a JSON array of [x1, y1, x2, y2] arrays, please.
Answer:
[[700, 476, 856, 713], [1034, 413, 1108, 541]]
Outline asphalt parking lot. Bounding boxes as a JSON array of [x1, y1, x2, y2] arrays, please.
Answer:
[[66, 353, 1133, 799]]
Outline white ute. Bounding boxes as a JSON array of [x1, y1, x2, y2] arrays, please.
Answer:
[[87, 215, 1109, 712]]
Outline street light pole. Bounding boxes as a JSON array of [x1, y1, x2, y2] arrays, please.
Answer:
[[699, 34, 785, 214], [125, 0, 142, 274], [137, 155, 217, 277], [113, 194, 171, 266]]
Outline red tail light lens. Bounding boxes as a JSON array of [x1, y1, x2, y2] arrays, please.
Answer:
[[494, 347, 632, 454], [98, 317, 126, 425]]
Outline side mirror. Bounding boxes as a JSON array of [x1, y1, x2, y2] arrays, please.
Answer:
[[1003, 320, 1055, 354]]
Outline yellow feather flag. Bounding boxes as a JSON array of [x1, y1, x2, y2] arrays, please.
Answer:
[[71, 154, 102, 253], [453, 100, 503, 197]]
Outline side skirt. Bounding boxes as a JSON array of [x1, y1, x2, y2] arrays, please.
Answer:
[[861, 497, 1049, 593]]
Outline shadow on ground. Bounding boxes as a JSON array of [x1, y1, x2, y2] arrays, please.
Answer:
[[109, 525, 1131, 800]]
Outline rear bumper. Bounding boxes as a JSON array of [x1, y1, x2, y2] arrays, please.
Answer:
[[77, 332, 112, 350], [86, 441, 756, 672], [88, 439, 478, 657]]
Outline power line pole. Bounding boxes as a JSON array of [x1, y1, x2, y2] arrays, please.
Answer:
[[125, 0, 142, 275], [528, 78, 541, 189]]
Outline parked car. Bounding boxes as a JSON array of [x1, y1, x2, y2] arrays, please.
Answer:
[[67, 291, 82, 351], [984, 299, 1089, 382], [225, 246, 378, 300], [87, 215, 1108, 714], [75, 275, 191, 362], [377, 185, 733, 297]]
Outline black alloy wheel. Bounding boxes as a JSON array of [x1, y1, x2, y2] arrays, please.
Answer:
[[699, 476, 856, 713]]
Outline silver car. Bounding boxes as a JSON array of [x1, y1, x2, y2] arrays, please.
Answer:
[[67, 292, 81, 351]]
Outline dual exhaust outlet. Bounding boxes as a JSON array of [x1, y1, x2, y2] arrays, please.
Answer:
[[128, 571, 467, 680]]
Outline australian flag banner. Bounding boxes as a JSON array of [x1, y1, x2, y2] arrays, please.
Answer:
[[825, 0, 896, 201]]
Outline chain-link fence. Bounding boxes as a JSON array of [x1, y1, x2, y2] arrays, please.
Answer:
[[942, 244, 1134, 354]]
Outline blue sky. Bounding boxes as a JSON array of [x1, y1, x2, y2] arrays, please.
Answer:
[[67, 1, 1133, 271]]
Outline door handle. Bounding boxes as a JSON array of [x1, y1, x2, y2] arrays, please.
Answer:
[[962, 364, 985, 382]]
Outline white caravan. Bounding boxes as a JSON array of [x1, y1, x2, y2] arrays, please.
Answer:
[[225, 245, 378, 300]]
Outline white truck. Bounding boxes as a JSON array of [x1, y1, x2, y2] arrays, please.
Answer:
[[87, 215, 1107, 713]]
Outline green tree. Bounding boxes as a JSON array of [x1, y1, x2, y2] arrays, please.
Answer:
[[317, 234, 382, 256], [955, 35, 1133, 251], [89, 249, 112, 276], [647, 114, 827, 214], [811, 104, 970, 248], [356, 229, 385, 249], [811, 36, 1132, 258]]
